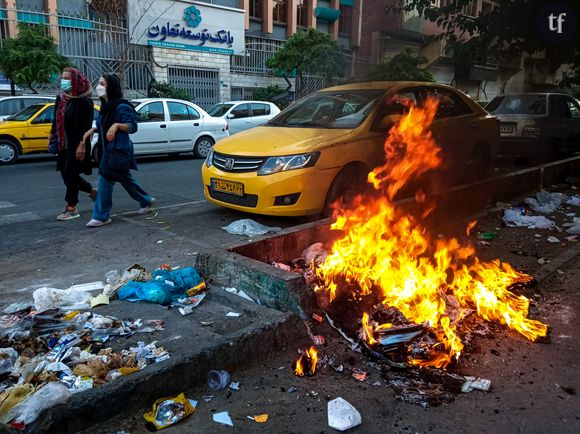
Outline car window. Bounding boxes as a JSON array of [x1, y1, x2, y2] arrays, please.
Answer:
[[5, 104, 44, 121], [488, 95, 547, 115], [549, 95, 571, 118], [0, 99, 22, 116], [418, 88, 472, 118], [137, 102, 165, 122], [168, 101, 194, 121], [250, 103, 269, 116], [187, 105, 200, 120], [31, 106, 55, 124], [268, 90, 384, 129], [207, 103, 234, 117], [231, 103, 251, 119], [567, 98, 580, 119], [383, 91, 418, 115]]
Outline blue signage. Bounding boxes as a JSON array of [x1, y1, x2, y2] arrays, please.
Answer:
[[146, 5, 235, 50]]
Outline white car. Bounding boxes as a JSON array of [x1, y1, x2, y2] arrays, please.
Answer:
[[90, 98, 229, 160], [0, 95, 55, 121], [207, 101, 280, 134]]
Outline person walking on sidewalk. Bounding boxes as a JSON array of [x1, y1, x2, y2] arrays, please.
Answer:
[[82, 74, 156, 228], [50, 67, 96, 221]]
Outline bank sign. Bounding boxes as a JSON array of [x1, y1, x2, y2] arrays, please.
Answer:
[[128, 0, 245, 55]]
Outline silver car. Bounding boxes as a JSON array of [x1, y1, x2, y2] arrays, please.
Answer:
[[487, 93, 580, 159], [0, 95, 55, 121], [207, 101, 280, 135]]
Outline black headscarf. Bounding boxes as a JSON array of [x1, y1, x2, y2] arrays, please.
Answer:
[[99, 74, 136, 140]]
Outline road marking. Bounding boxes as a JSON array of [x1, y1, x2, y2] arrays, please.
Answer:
[[0, 201, 16, 209], [0, 212, 42, 225], [110, 199, 208, 217]]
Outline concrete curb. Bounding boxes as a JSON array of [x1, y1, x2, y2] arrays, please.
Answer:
[[534, 241, 580, 285]]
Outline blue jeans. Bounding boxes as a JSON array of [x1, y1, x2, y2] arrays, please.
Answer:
[[92, 174, 152, 221]]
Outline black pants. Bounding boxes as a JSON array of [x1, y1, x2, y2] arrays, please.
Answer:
[[60, 166, 92, 207]]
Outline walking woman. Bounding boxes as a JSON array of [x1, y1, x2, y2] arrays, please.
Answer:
[[50, 67, 96, 221], [82, 74, 156, 228]]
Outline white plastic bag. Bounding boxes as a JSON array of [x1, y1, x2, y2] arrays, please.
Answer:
[[32, 287, 93, 312], [0, 348, 18, 375], [524, 192, 564, 214], [503, 209, 555, 230], [222, 219, 281, 237], [3, 382, 72, 426], [328, 397, 362, 431]]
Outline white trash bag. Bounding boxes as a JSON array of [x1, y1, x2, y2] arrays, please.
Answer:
[[222, 219, 281, 237]]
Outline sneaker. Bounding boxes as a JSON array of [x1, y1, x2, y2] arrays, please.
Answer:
[[88, 189, 98, 201], [86, 218, 112, 228], [137, 197, 157, 215], [57, 208, 80, 221]]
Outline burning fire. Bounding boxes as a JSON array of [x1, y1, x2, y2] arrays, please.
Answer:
[[315, 99, 548, 369], [295, 346, 318, 377]]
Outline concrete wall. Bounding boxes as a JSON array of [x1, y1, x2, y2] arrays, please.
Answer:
[[230, 73, 295, 90]]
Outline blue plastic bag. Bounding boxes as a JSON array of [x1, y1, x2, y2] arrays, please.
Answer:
[[118, 267, 203, 305]]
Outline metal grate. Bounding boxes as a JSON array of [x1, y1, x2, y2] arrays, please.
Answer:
[[213, 152, 265, 172], [168, 67, 220, 109], [207, 187, 259, 208]]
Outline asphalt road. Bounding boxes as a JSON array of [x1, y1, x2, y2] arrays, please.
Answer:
[[0, 154, 314, 303]]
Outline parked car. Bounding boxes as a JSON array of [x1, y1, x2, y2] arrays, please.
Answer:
[[207, 101, 280, 134], [0, 102, 99, 165], [0, 95, 55, 121], [486, 93, 580, 159], [113, 98, 229, 160], [202, 81, 500, 217]]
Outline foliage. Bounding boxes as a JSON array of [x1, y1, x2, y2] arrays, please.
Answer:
[[365, 48, 434, 82], [266, 28, 346, 80], [0, 23, 69, 93], [148, 81, 191, 101], [386, 0, 580, 87]]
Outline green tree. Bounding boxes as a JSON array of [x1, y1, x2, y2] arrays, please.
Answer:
[[0, 23, 69, 93], [266, 28, 346, 81], [386, 0, 580, 88], [365, 48, 434, 82], [148, 81, 191, 101]]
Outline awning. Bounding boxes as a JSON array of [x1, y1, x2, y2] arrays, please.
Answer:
[[315, 7, 341, 23]]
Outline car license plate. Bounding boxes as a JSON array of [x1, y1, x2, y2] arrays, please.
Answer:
[[211, 178, 244, 197], [500, 124, 515, 134]]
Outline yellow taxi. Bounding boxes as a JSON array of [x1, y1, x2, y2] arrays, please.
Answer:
[[0, 102, 100, 165], [202, 82, 500, 216]]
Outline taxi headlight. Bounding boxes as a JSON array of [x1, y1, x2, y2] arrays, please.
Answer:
[[257, 152, 319, 176], [205, 149, 214, 168]]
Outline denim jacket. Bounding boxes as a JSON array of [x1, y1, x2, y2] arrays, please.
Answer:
[[97, 103, 139, 173]]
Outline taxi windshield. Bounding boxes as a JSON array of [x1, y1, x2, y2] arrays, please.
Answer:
[[6, 104, 44, 122], [267, 90, 384, 129]]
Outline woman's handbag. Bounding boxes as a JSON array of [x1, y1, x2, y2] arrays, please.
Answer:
[[106, 147, 133, 172]]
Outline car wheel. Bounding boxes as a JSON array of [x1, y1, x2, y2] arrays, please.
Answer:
[[0, 140, 19, 165], [194, 136, 214, 159], [463, 144, 491, 183], [323, 165, 369, 217]]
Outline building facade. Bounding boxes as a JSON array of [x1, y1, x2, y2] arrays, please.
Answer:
[[0, 0, 369, 106]]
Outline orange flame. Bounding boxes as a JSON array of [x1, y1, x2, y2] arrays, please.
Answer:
[[316, 98, 548, 369], [295, 346, 318, 377]]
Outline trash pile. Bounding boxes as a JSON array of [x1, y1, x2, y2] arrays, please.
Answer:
[[0, 263, 209, 430], [503, 191, 580, 234]]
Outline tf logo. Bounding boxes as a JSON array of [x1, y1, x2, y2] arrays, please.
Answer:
[[538, 2, 577, 43]]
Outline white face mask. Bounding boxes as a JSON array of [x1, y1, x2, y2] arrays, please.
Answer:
[[96, 84, 106, 98]]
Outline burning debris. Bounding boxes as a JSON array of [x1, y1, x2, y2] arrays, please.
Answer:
[[294, 347, 318, 377], [309, 98, 548, 369]]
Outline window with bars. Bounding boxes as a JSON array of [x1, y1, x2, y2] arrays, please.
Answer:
[[338, 4, 352, 35], [297, 0, 308, 27], [273, 0, 287, 23], [438, 0, 477, 17], [249, 0, 262, 19]]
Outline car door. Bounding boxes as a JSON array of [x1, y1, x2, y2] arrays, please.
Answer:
[[417, 86, 476, 173], [549, 95, 578, 154], [166, 101, 202, 152], [249, 103, 272, 128], [227, 103, 252, 134], [26, 105, 55, 151], [133, 101, 170, 154]]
